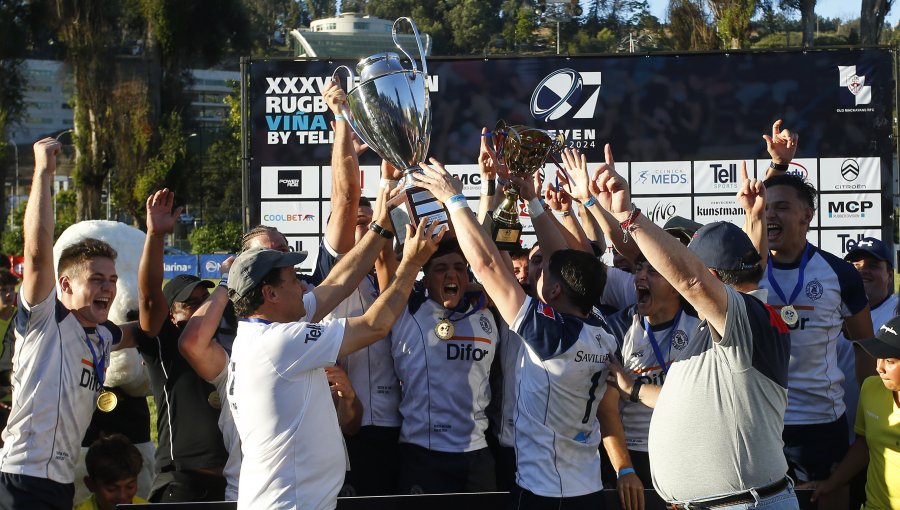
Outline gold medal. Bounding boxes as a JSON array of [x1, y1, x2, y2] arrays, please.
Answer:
[[96, 391, 118, 412], [208, 391, 222, 410], [780, 305, 798, 327], [434, 318, 455, 340]]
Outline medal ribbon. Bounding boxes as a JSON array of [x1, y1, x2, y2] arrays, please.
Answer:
[[641, 308, 683, 375], [242, 317, 273, 325], [766, 243, 810, 306], [442, 293, 487, 324], [83, 329, 107, 387]]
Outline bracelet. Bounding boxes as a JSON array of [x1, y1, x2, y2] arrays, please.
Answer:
[[619, 204, 641, 243], [527, 197, 545, 219], [218, 274, 229, 287], [379, 178, 399, 189], [769, 161, 789, 172], [618, 467, 636, 478], [583, 196, 597, 207], [368, 221, 395, 239], [629, 380, 643, 403], [481, 179, 496, 196], [446, 194, 469, 212], [334, 114, 346, 122], [554, 210, 572, 218]]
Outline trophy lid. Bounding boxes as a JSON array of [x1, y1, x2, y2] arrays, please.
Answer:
[[356, 52, 405, 83]]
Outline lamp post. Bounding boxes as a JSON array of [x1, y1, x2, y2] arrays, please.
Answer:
[[6, 136, 18, 229]]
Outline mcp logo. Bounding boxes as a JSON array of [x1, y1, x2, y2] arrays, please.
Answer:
[[531, 69, 602, 122]]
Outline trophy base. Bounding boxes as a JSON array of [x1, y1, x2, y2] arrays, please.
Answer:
[[388, 185, 454, 244], [481, 214, 522, 252]]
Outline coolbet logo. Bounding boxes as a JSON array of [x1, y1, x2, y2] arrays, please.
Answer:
[[277, 170, 303, 194], [838, 65, 872, 106], [530, 69, 602, 121]]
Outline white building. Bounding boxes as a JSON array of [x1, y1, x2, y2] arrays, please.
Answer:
[[289, 12, 432, 59]]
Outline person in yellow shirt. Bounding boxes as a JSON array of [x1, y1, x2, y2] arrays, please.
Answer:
[[74, 435, 148, 510], [806, 315, 900, 509]]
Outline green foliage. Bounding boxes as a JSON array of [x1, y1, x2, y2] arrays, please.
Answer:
[[0, 190, 77, 257], [710, 0, 757, 48], [202, 82, 242, 223], [134, 112, 187, 217], [188, 221, 243, 253], [0, 201, 25, 257], [445, 0, 502, 54]]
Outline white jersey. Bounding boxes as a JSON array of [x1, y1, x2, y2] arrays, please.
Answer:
[[760, 243, 868, 425], [512, 297, 618, 498], [228, 292, 348, 510], [390, 291, 498, 452], [606, 305, 703, 452], [210, 360, 240, 502], [870, 293, 898, 330], [320, 239, 401, 427], [495, 322, 524, 448], [0, 288, 119, 483]]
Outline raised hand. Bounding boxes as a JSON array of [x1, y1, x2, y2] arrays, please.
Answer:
[[479, 127, 508, 180], [592, 144, 631, 220], [402, 217, 446, 267], [145, 189, 183, 235], [544, 184, 572, 212], [762, 119, 798, 165], [736, 160, 765, 217], [325, 365, 356, 401], [33, 138, 61, 174], [323, 79, 348, 115], [412, 158, 464, 203], [560, 148, 593, 203]]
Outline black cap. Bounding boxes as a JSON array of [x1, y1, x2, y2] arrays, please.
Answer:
[[688, 221, 761, 271], [162, 275, 214, 308], [844, 237, 893, 269], [855, 316, 900, 359], [663, 215, 703, 246]]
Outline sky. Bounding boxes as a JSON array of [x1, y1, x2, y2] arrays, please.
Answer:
[[645, 0, 900, 26]]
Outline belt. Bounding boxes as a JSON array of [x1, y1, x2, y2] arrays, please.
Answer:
[[668, 478, 790, 510]]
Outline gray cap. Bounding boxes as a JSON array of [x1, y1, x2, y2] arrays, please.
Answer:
[[227, 248, 307, 300]]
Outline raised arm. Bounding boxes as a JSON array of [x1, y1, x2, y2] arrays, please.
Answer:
[[592, 145, 728, 336], [373, 166, 400, 291], [138, 189, 182, 336], [598, 386, 644, 510], [476, 127, 507, 224], [544, 176, 592, 253], [762, 119, 798, 178], [178, 258, 232, 381], [736, 161, 768, 269], [324, 79, 361, 254], [22, 138, 61, 305], [340, 220, 443, 357], [411, 158, 528, 325]]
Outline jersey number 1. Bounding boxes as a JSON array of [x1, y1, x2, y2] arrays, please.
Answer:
[[581, 371, 604, 424]]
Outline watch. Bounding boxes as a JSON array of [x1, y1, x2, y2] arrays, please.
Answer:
[[769, 161, 789, 172]]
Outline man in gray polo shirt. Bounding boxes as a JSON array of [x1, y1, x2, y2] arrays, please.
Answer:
[[596, 152, 797, 509]]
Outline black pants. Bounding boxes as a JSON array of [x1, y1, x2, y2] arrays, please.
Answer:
[[0, 472, 74, 510], [509, 484, 605, 510], [397, 443, 497, 494], [149, 469, 227, 503], [344, 425, 401, 496]]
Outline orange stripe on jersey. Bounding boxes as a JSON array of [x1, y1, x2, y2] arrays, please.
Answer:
[[632, 365, 663, 374], [447, 336, 493, 344], [81, 358, 94, 367], [773, 304, 814, 311]]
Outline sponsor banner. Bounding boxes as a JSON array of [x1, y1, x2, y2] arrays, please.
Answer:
[[260, 202, 321, 234], [629, 161, 691, 196], [282, 235, 321, 273], [693, 196, 746, 227], [632, 196, 692, 227], [819, 229, 883, 258], [819, 193, 881, 227], [163, 255, 198, 279], [447, 164, 484, 197], [199, 254, 235, 279], [260, 166, 320, 199], [757, 158, 819, 189], [321, 165, 377, 199], [694, 160, 754, 194], [819, 157, 881, 192]]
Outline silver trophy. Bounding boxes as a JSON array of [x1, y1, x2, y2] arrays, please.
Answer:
[[333, 18, 449, 240]]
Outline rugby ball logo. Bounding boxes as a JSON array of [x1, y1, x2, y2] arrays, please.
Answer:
[[531, 69, 583, 121]]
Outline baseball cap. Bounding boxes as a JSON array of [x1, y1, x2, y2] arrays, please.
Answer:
[[663, 215, 703, 245], [163, 275, 214, 308], [844, 237, 893, 269], [855, 316, 900, 359], [688, 221, 761, 271], [227, 248, 308, 300]]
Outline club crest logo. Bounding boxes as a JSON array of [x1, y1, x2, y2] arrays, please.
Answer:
[[672, 330, 688, 350], [805, 279, 824, 301], [480, 316, 493, 334]]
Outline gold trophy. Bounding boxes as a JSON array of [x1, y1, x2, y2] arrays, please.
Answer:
[[483, 120, 565, 251]]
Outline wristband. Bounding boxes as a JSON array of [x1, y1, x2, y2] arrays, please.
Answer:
[[446, 194, 469, 212], [218, 273, 229, 288], [368, 221, 395, 239], [481, 179, 496, 196], [617, 467, 636, 478], [769, 161, 789, 172], [527, 197, 545, 219], [619, 204, 642, 243], [629, 380, 643, 403], [554, 210, 572, 218], [334, 114, 346, 122], [379, 178, 399, 189], [583, 196, 597, 207]]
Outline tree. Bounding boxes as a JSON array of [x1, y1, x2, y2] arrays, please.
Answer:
[[201, 83, 242, 224], [341, 0, 368, 13], [303, 0, 336, 19], [0, 0, 32, 233], [188, 221, 243, 253], [445, 0, 502, 54], [860, 0, 894, 45], [707, 0, 757, 48], [780, 0, 816, 47], [667, 0, 720, 50]]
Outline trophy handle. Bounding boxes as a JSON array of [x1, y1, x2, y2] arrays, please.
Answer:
[[392, 17, 429, 80]]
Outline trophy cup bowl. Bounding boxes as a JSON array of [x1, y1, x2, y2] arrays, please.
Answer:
[[333, 18, 450, 242], [483, 120, 566, 251]]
